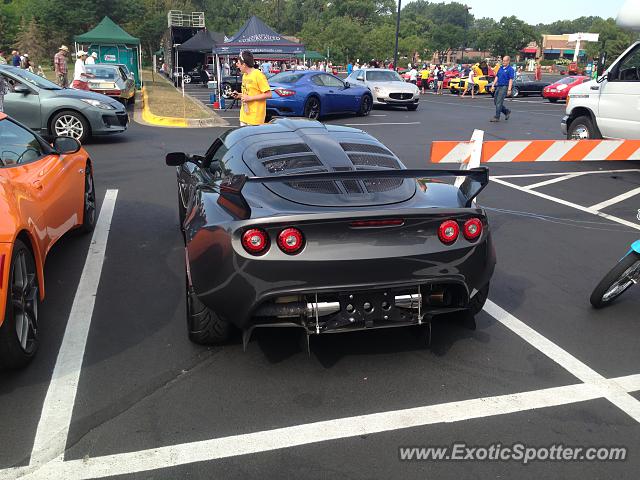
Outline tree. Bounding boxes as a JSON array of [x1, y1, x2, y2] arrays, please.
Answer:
[[15, 17, 48, 66], [583, 18, 638, 65], [481, 16, 539, 57]]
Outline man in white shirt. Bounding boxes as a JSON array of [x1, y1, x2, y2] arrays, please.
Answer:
[[85, 52, 97, 65], [71, 51, 94, 90], [461, 66, 475, 98], [408, 67, 418, 85]]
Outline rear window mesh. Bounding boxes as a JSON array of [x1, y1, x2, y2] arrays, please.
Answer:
[[341, 143, 393, 155], [263, 155, 322, 173], [362, 178, 404, 193], [285, 181, 341, 194], [349, 153, 400, 169], [257, 144, 311, 159]]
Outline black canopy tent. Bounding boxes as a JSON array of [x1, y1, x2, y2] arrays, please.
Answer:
[[211, 16, 304, 107], [178, 30, 225, 52], [214, 16, 304, 55]]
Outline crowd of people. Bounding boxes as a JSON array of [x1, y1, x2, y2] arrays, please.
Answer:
[[0, 49, 45, 76]]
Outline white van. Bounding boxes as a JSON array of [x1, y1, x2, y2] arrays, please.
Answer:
[[562, 0, 640, 139]]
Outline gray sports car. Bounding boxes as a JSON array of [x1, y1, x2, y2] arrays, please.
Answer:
[[0, 65, 128, 142], [167, 118, 495, 350]]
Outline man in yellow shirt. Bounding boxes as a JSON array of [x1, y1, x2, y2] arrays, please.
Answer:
[[232, 51, 272, 126], [420, 65, 430, 94]]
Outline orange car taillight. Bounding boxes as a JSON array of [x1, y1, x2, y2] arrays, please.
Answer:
[[277, 227, 305, 255], [241, 228, 269, 256], [463, 218, 483, 241]]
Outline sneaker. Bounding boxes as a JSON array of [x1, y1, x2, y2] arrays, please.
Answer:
[[489, 117, 500, 122], [505, 110, 511, 120]]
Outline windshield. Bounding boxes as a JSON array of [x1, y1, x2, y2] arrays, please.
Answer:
[[86, 66, 117, 80], [366, 71, 403, 82], [268, 72, 305, 84], [8, 67, 61, 90]]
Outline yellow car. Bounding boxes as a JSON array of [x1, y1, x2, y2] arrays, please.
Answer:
[[449, 75, 495, 95]]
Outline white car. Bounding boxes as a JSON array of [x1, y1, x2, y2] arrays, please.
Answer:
[[562, 0, 640, 139], [346, 68, 420, 111]]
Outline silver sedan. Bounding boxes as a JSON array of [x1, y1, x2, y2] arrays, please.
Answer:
[[346, 68, 420, 111]]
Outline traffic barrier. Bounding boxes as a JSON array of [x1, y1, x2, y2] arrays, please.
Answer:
[[431, 133, 640, 163]]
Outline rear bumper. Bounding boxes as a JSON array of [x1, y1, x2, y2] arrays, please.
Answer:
[[186, 215, 496, 330], [266, 97, 303, 116], [561, 115, 569, 135]]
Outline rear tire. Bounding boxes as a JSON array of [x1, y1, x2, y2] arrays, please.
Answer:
[[590, 253, 640, 308], [186, 280, 230, 345], [0, 240, 40, 369], [304, 96, 321, 119]]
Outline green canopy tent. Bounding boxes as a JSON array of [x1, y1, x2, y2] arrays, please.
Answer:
[[74, 16, 142, 87]]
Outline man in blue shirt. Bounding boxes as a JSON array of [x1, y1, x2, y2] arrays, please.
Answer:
[[489, 56, 515, 122], [347, 62, 353, 75]]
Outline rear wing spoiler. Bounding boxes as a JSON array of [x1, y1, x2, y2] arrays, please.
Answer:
[[218, 167, 489, 219]]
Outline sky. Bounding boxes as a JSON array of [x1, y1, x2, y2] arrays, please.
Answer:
[[404, 0, 627, 25]]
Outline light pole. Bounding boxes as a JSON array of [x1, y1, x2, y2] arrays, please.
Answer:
[[461, 5, 471, 61], [393, 0, 401, 71]]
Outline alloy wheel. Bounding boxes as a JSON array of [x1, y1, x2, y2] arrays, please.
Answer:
[[54, 115, 84, 140], [85, 169, 96, 226], [12, 250, 38, 353]]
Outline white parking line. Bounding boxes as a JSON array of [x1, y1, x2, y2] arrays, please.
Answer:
[[523, 173, 585, 190], [492, 177, 640, 232], [340, 122, 421, 126], [29, 190, 118, 467], [494, 169, 640, 179], [589, 186, 640, 212]]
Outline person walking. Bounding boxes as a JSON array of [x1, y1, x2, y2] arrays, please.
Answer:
[[54, 45, 69, 87], [0, 50, 6, 65], [436, 65, 445, 95], [489, 56, 515, 122], [232, 51, 272, 126], [408, 65, 418, 85], [534, 58, 542, 81], [11, 51, 20, 67], [0, 74, 9, 113], [461, 65, 475, 98], [347, 61, 353, 75], [71, 51, 94, 90]]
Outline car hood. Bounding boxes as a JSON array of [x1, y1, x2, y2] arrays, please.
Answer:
[[567, 80, 596, 95], [50, 88, 120, 105], [368, 81, 416, 92]]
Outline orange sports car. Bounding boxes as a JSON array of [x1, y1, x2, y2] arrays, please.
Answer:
[[0, 112, 96, 368]]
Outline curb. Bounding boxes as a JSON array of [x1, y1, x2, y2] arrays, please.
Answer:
[[140, 87, 188, 127]]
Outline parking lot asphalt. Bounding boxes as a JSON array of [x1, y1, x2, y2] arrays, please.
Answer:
[[1, 92, 639, 479]]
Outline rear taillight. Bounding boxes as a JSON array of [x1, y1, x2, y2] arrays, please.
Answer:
[[274, 88, 296, 97], [350, 218, 404, 228], [463, 218, 483, 240], [438, 220, 459, 244], [277, 227, 305, 255], [241, 228, 269, 255]]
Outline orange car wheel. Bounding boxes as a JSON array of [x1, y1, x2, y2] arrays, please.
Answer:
[[0, 239, 40, 369], [80, 164, 96, 234]]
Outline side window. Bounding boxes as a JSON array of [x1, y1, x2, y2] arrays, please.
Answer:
[[321, 75, 344, 88], [311, 75, 324, 86], [613, 46, 640, 82], [0, 120, 46, 167], [356, 70, 364, 81], [118, 68, 127, 81]]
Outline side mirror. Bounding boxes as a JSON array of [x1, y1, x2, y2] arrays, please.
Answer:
[[597, 51, 607, 77], [14, 84, 30, 94], [166, 152, 188, 166], [344, 81, 350, 89], [356, 76, 364, 82], [53, 136, 81, 154]]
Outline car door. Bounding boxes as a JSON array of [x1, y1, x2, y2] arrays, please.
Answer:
[[320, 74, 355, 112], [1, 74, 42, 131], [597, 43, 640, 139], [0, 119, 79, 249]]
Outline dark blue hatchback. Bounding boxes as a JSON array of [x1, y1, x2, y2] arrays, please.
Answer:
[[266, 71, 373, 120]]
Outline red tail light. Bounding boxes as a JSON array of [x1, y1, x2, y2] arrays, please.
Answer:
[[274, 88, 296, 97], [241, 228, 269, 255], [277, 227, 305, 254], [350, 218, 404, 228], [463, 218, 483, 240], [438, 220, 459, 244]]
